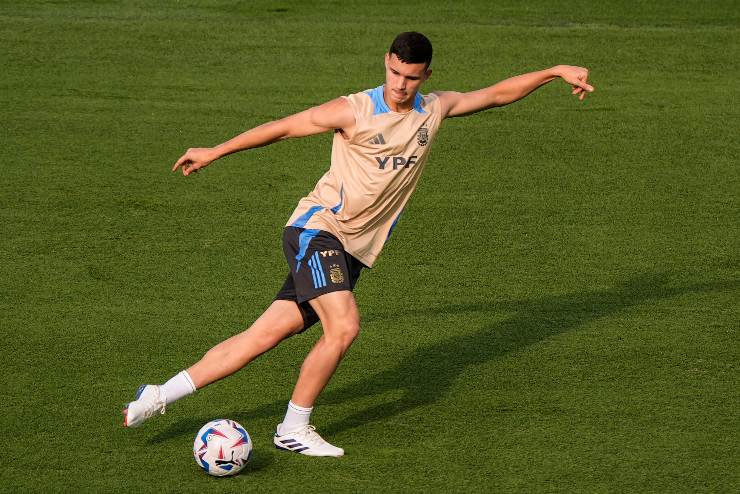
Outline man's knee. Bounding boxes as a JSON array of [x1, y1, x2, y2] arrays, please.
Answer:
[[308, 290, 361, 349], [325, 317, 360, 348]]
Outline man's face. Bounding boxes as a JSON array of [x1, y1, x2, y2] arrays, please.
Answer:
[[384, 53, 431, 106]]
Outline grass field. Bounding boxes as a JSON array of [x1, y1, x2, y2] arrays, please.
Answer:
[[2, 1, 738, 492]]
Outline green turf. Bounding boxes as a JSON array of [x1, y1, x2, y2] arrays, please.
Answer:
[[1, 0, 738, 492]]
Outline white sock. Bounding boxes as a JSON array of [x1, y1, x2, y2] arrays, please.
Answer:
[[278, 401, 313, 434], [160, 370, 196, 405]]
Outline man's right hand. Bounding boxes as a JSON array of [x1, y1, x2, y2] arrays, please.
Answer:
[[172, 147, 218, 176]]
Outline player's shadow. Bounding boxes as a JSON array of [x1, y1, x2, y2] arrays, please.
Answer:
[[152, 271, 736, 442], [319, 271, 738, 436]]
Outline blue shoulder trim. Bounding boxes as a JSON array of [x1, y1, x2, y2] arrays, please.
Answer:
[[413, 92, 426, 114], [367, 85, 390, 115], [366, 85, 426, 115]]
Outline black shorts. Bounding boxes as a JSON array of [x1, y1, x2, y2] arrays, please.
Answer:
[[274, 227, 364, 330]]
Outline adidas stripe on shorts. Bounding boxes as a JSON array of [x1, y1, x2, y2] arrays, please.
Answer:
[[274, 227, 365, 330]]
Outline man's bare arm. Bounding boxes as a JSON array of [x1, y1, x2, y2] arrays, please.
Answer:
[[172, 97, 355, 176], [436, 65, 594, 119]]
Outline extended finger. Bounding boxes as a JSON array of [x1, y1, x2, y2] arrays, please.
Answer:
[[172, 154, 189, 172], [574, 78, 594, 92]]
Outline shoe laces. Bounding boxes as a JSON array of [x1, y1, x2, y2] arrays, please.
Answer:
[[293, 425, 326, 446], [147, 402, 166, 419], [141, 390, 166, 419]]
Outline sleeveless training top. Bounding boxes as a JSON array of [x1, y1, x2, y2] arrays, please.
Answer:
[[286, 85, 443, 267]]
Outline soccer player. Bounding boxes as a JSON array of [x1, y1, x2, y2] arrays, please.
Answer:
[[123, 32, 593, 457]]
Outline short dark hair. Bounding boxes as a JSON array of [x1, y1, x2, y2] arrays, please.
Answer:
[[389, 32, 433, 67]]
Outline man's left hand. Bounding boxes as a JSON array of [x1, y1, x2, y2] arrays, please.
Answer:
[[556, 65, 594, 101]]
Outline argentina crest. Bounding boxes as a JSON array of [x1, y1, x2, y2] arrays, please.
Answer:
[[329, 264, 344, 284], [416, 126, 428, 146]]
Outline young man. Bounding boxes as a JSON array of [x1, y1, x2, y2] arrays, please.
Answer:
[[123, 32, 593, 457]]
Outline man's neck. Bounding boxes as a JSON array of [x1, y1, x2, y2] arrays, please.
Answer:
[[383, 85, 415, 113]]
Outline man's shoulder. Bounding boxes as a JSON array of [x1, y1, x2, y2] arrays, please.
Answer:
[[342, 88, 377, 120]]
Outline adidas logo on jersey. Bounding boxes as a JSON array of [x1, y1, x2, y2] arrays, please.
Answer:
[[368, 133, 386, 145]]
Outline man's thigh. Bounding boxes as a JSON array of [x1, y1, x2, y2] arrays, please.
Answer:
[[249, 300, 306, 336], [307, 290, 360, 333], [228, 300, 305, 345], [276, 227, 365, 331]]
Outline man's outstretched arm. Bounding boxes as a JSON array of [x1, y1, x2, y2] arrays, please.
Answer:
[[436, 65, 594, 119], [172, 97, 355, 176]]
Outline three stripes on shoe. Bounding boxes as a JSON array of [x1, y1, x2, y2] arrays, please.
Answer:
[[275, 437, 310, 453]]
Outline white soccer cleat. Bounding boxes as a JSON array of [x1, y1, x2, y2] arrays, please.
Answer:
[[123, 385, 166, 428], [273, 424, 344, 457]]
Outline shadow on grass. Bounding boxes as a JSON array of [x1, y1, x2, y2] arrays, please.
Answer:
[[152, 271, 737, 442]]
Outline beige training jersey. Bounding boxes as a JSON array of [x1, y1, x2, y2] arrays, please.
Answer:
[[286, 85, 443, 267]]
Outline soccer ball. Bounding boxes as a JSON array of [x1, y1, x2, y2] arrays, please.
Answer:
[[193, 419, 252, 476]]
